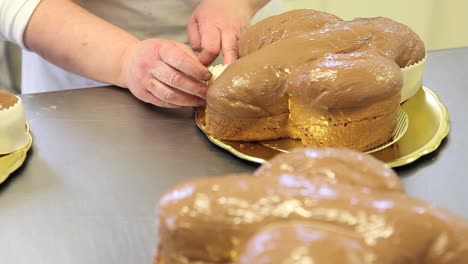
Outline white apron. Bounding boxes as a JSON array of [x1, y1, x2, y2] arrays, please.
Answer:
[[21, 0, 284, 94]]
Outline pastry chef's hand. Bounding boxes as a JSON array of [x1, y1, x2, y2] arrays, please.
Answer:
[[188, 0, 258, 66], [120, 39, 212, 108]]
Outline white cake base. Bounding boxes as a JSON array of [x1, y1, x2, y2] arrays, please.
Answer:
[[0, 97, 29, 155], [401, 56, 426, 103]]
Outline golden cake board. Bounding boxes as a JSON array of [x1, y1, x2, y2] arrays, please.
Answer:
[[196, 87, 449, 168], [0, 123, 33, 184]]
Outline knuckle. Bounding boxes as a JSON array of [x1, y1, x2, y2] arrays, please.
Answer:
[[205, 46, 218, 55], [163, 90, 174, 102], [149, 81, 165, 100], [224, 44, 238, 52], [169, 72, 182, 87]]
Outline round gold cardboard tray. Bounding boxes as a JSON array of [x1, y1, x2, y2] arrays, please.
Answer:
[[196, 86, 449, 167], [0, 123, 33, 184]]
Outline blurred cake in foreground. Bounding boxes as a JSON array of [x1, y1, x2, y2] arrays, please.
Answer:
[[0, 90, 29, 155], [155, 147, 467, 264], [203, 9, 426, 151]]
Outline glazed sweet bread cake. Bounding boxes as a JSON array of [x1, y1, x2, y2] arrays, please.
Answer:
[[155, 148, 468, 264], [0, 90, 29, 155], [203, 9, 426, 151]]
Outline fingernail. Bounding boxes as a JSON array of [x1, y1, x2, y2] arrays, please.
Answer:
[[204, 72, 212, 81]]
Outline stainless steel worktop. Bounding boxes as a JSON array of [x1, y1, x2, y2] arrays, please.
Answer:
[[1, 48, 467, 264]]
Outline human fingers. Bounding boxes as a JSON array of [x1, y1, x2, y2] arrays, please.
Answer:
[[221, 30, 239, 64], [148, 79, 205, 107], [150, 60, 208, 99], [143, 94, 181, 108], [174, 42, 201, 62], [197, 24, 221, 66], [187, 16, 202, 52], [136, 89, 181, 108], [159, 42, 212, 81]]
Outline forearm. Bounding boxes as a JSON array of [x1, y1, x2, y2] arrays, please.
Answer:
[[23, 0, 138, 87]]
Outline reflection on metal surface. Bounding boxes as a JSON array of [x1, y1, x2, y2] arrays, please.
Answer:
[[196, 87, 449, 167], [0, 123, 32, 184]]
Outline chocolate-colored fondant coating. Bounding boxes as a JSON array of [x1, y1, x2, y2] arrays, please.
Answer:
[[157, 148, 468, 264], [207, 10, 424, 118], [0, 90, 19, 110]]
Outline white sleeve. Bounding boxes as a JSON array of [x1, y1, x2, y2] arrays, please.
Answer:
[[0, 0, 41, 49]]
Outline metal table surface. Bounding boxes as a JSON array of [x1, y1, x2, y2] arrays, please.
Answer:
[[1, 47, 467, 264]]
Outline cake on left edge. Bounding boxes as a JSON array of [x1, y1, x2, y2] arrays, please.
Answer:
[[0, 90, 29, 155]]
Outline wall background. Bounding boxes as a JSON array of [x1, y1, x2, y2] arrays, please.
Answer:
[[283, 0, 468, 51]]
